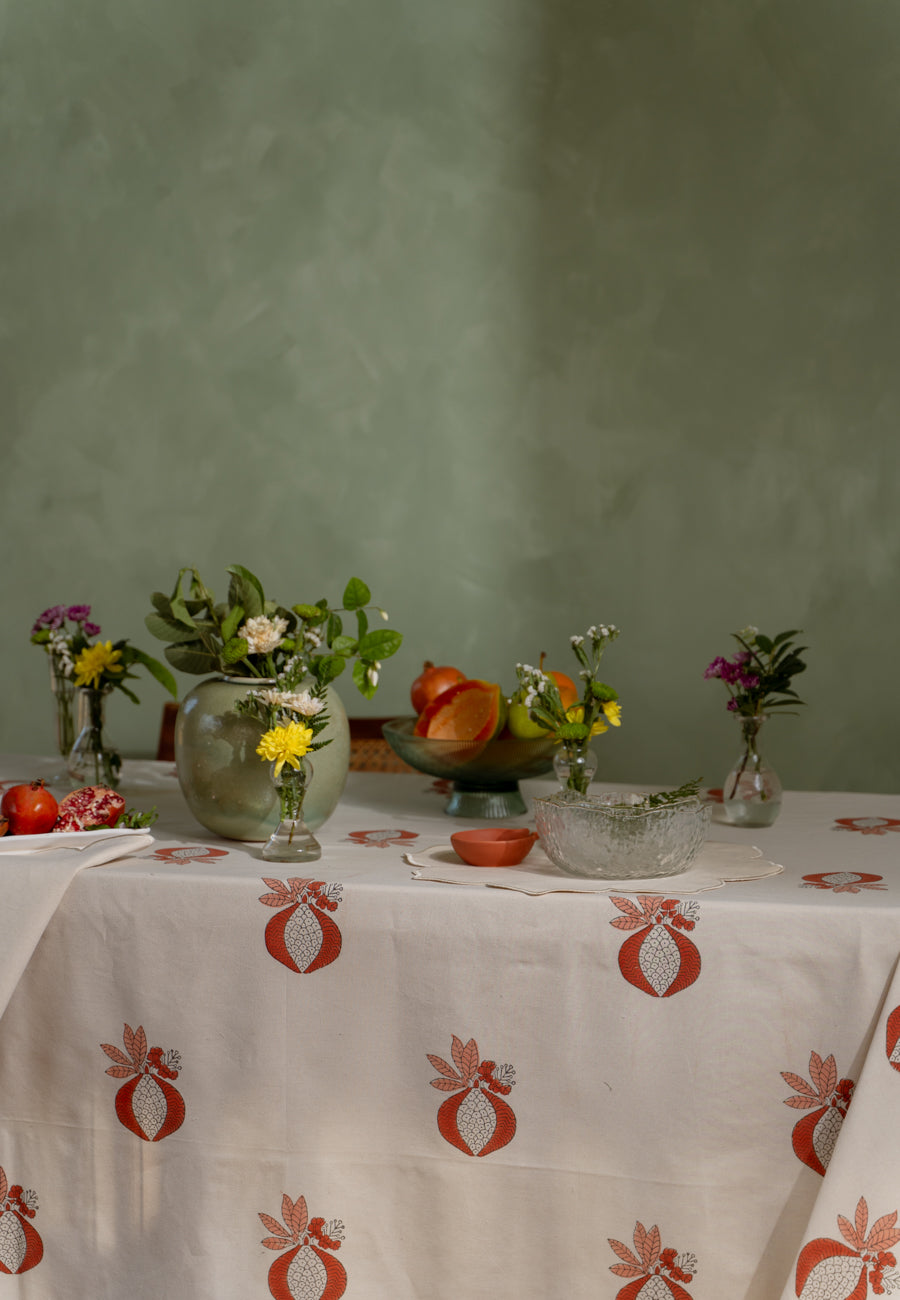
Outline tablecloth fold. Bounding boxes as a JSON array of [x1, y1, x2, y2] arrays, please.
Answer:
[[0, 833, 154, 1018]]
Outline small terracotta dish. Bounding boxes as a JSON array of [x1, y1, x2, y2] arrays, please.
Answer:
[[450, 828, 539, 867]]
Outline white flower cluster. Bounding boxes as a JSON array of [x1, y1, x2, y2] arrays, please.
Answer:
[[515, 662, 550, 708], [367, 660, 381, 688], [303, 626, 323, 652], [49, 630, 74, 677], [239, 615, 288, 655], [586, 623, 618, 641], [252, 687, 325, 717]]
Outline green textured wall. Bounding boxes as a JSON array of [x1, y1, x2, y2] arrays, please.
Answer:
[[2, 0, 898, 792]]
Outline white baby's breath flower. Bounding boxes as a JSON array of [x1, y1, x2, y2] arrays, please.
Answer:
[[303, 627, 323, 650], [570, 635, 584, 646], [239, 615, 288, 655], [254, 688, 325, 717]]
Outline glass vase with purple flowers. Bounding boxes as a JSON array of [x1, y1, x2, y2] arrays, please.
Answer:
[[31, 605, 103, 767], [704, 627, 807, 827]]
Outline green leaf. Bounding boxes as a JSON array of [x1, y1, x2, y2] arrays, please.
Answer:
[[315, 654, 346, 685], [220, 605, 244, 643], [332, 635, 358, 656], [327, 612, 343, 644], [356, 609, 369, 641], [772, 629, 801, 647], [343, 577, 371, 610], [164, 643, 221, 675], [358, 629, 403, 660], [129, 648, 179, 697], [226, 565, 265, 620], [145, 612, 202, 645], [293, 603, 326, 622], [754, 634, 773, 654], [151, 591, 173, 617], [115, 682, 141, 705], [353, 659, 377, 699], [222, 637, 250, 665]]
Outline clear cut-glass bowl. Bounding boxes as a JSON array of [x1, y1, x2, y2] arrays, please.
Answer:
[[533, 790, 712, 879], [381, 718, 557, 818]]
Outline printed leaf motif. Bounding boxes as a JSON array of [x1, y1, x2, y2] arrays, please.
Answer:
[[450, 1035, 467, 1073], [262, 1237, 290, 1251], [610, 896, 645, 921], [460, 1039, 479, 1081], [644, 1224, 661, 1269], [610, 1264, 646, 1278], [101, 1043, 136, 1070], [289, 1195, 308, 1238], [856, 1197, 868, 1244], [783, 1095, 823, 1110], [608, 1237, 643, 1269], [868, 1211, 900, 1252], [105, 1066, 137, 1079], [810, 1052, 837, 1098], [838, 1206, 865, 1252], [633, 1222, 649, 1266], [430, 1079, 466, 1092], [259, 1213, 289, 1239], [0, 1168, 6, 1203], [427, 1054, 461, 1081], [610, 917, 649, 932], [781, 1071, 819, 1099], [123, 1024, 147, 1070]]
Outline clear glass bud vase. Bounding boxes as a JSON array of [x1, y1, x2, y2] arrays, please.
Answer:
[[722, 713, 782, 827], [262, 758, 322, 862], [553, 739, 598, 796], [67, 686, 122, 788], [49, 654, 76, 758]]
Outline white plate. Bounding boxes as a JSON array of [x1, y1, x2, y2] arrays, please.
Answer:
[[0, 828, 151, 854]]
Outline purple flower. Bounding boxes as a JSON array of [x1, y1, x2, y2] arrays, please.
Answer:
[[738, 672, 759, 689], [726, 698, 739, 711], [31, 605, 66, 633], [66, 604, 92, 622], [703, 657, 727, 680], [83, 621, 101, 637], [719, 659, 743, 685]]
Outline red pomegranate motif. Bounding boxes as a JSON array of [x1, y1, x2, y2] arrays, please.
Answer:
[[427, 1035, 516, 1157], [0, 1167, 42, 1275], [795, 1198, 900, 1298], [782, 1052, 855, 1176], [834, 818, 900, 835], [100, 1023, 185, 1142], [610, 896, 701, 998], [260, 1192, 346, 1300], [260, 878, 343, 974], [802, 872, 886, 894], [886, 1006, 900, 1075], [608, 1221, 697, 1299]]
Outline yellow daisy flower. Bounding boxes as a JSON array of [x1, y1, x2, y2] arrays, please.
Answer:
[[256, 721, 314, 776], [601, 700, 622, 727], [73, 641, 124, 689]]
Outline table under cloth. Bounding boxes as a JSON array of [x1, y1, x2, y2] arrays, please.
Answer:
[[0, 757, 899, 1300]]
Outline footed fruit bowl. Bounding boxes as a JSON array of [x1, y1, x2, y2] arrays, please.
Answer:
[[382, 718, 557, 818]]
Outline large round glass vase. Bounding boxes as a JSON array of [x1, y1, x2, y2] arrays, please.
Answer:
[[174, 677, 350, 841]]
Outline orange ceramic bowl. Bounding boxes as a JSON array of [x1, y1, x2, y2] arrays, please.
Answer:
[[449, 828, 538, 867]]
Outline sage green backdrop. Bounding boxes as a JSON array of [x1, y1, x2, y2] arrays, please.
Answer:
[[2, 0, 898, 792]]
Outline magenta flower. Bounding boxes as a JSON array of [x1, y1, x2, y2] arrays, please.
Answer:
[[83, 621, 101, 637], [31, 605, 67, 633], [738, 672, 759, 689], [703, 657, 727, 680], [66, 605, 92, 622]]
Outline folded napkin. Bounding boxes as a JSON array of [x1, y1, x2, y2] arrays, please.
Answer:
[[406, 840, 783, 895], [0, 833, 154, 1019]]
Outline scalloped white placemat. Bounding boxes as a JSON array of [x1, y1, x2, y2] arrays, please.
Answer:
[[406, 840, 783, 895]]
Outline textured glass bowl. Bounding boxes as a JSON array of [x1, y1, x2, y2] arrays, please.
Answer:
[[382, 718, 557, 818], [534, 790, 712, 879]]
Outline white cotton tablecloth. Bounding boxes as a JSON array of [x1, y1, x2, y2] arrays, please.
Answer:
[[0, 757, 899, 1299]]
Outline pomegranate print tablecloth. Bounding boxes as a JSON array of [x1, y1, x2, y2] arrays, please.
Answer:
[[0, 762, 898, 1298]]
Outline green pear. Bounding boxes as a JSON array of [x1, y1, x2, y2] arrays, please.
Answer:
[[507, 697, 550, 740]]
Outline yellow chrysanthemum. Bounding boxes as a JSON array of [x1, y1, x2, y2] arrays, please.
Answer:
[[256, 721, 314, 776], [73, 641, 123, 689], [601, 700, 622, 727], [565, 705, 608, 737]]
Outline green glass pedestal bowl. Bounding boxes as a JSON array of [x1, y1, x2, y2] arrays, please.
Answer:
[[381, 717, 558, 818]]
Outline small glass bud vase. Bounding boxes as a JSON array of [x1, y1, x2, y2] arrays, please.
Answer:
[[553, 739, 598, 796], [68, 686, 122, 788], [262, 758, 322, 862], [722, 713, 782, 827], [49, 653, 76, 758]]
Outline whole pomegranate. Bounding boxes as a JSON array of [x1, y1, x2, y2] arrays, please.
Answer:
[[0, 780, 59, 835], [410, 661, 466, 715]]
